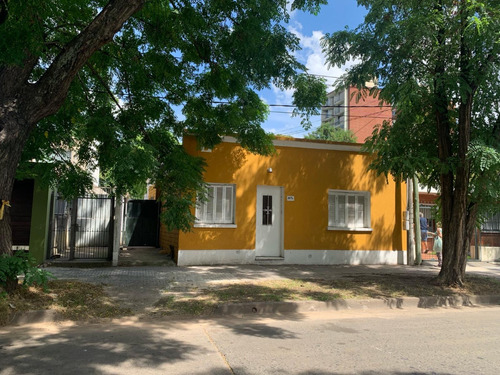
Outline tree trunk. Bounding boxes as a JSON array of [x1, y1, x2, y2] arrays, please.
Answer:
[[0, 111, 33, 256], [0, 0, 145, 256], [4, 277, 19, 294], [438, 91, 474, 286]]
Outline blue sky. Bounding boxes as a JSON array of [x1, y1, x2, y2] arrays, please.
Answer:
[[260, 0, 367, 138]]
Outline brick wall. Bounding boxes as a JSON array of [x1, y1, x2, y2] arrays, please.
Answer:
[[348, 87, 393, 143]]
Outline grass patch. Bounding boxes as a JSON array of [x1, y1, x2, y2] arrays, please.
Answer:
[[0, 280, 132, 326], [152, 274, 500, 317]]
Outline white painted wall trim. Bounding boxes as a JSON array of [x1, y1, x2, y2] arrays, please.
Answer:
[[177, 249, 406, 266], [177, 249, 256, 266], [221, 136, 363, 153]]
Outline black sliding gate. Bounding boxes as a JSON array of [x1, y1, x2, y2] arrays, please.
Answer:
[[50, 195, 114, 260]]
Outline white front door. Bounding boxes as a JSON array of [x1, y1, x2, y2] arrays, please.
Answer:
[[256, 186, 283, 257]]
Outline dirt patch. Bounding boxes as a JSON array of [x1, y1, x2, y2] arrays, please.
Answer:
[[1, 280, 132, 326], [118, 247, 175, 267]]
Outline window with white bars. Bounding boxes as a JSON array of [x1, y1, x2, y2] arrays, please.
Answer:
[[328, 190, 371, 230], [195, 184, 235, 226]]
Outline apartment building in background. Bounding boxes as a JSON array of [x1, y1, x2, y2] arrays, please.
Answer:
[[321, 81, 393, 143]]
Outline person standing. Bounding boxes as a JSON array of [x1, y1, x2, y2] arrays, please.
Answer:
[[433, 222, 443, 267], [419, 212, 429, 253]]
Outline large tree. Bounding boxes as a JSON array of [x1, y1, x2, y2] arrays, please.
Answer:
[[0, 1, 327, 256], [323, 0, 500, 285]]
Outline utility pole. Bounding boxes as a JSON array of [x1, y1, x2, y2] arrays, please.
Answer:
[[413, 176, 422, 265], [407, 179, 416, 265]]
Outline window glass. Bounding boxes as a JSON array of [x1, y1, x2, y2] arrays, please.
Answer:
[[196, 184, 235, 225], [328, 190, 370, 230], [215, 186, 223, 222], [206, 187, 214, 222], [338, 195, 345, 226], [224, 186, 232, 222], [347, 195, 356, 226], [262, 195, 272, 225], [483, 213, 500, 232], [356, 196, 365, 227]]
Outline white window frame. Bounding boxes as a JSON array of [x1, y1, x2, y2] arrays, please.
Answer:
[[195, 183, 236, 228], [328, 190, 371, 231]]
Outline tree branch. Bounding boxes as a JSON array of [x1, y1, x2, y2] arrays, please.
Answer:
[[85, 62, 122, 111], [28, 0, 145, 124], [0, 0, 8, 26]]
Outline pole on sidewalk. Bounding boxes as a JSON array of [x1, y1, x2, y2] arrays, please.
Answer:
[[413, 176, 422, 265], [112, 195, 123, 267], [407, 178, 415, 265]]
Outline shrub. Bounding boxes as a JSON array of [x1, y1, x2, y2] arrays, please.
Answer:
[[0, 252, 55, 294]]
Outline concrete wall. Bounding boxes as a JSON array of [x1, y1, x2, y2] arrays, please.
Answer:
[[479, 246, 500, 262]]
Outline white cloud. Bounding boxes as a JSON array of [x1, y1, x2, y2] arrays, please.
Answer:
[[261, 20, 359, 137], [289, 26, 347, 89], [270, 24, 353, 108]]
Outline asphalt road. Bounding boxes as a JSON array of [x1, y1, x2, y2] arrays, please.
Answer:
[[1, 306, 500, 375]]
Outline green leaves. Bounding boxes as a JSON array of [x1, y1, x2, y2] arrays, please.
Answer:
[[0, 252, 55, 294], [324, 1, 500, 207], [6, 0, 327, 231], [292, 74, 328, 129], [305, 121, 358, 143]]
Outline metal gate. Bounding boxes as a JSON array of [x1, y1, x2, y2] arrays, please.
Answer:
[[50, 195, 114, 260], [123, 200, 159, 247]]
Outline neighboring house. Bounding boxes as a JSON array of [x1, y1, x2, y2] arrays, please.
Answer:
[[419, 190, 500, 262], [321, 82, 393, 143], [10, 178, 53, 264], [161, 135, 407, 266], [11, 149, 114, 263]]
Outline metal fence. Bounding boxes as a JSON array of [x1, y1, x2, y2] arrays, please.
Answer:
[[50, 195, 114, 260]]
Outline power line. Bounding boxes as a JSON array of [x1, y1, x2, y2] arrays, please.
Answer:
[[212, 101, 392, 109], [271, 108, 392, 137], [306, 73, 342, 79]]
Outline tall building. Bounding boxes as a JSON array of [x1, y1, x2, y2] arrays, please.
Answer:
[[321, 82, 393, 143]]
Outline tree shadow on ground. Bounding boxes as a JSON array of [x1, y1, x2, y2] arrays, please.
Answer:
[[228, 323, 297, 339], [0, 323, 208, 374]]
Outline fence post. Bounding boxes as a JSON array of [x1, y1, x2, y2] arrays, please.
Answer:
[[112, 196, 123, 266], [69, 198, 78, 260]]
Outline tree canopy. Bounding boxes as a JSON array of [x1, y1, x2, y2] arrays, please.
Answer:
[[0, 0, 327, 254], [305, 121, 357, 142], [322, 0, 500, 285]]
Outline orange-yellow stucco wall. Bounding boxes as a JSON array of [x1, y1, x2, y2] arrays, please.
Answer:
[[179, 136, 407, 252]]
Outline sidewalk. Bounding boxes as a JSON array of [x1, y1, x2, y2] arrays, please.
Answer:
[[40, 260, 500, 315], [47, 260, 500, 289]]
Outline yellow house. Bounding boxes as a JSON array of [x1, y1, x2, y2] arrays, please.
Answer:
[[161, 135, 407, 266]]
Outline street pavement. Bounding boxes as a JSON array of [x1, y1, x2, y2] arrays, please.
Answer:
[[1, 306, 500, 374]]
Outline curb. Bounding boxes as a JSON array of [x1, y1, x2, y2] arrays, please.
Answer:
[[7, 295, 500, 325], [213, 295, 500, 316], [9, 309, 58, 326]]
